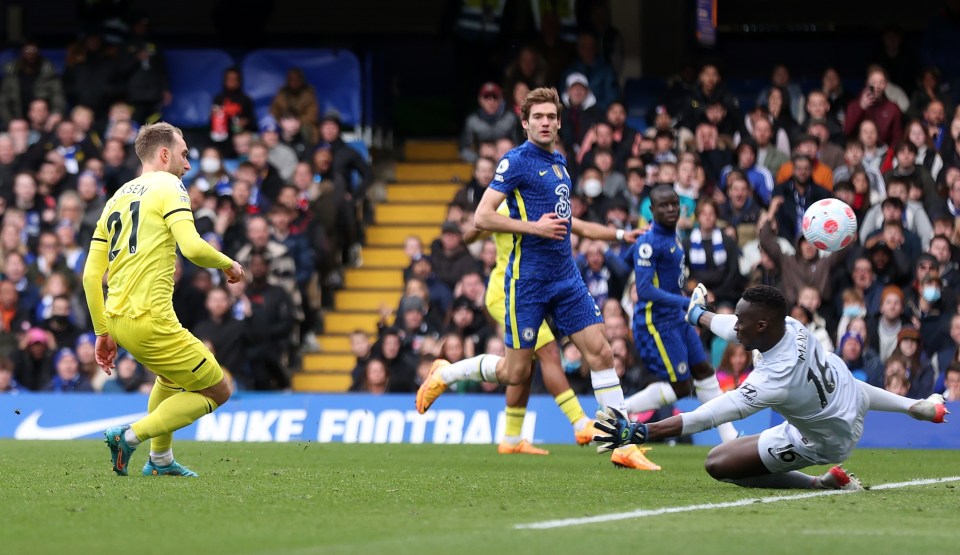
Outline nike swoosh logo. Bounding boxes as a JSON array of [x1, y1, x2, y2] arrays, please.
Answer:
[[670, 247, 676, 253], [539, 170, 548, 176], [15, 410, 148, 440]]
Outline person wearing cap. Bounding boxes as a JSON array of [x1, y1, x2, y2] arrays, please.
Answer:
[[460, 81, 520, 163], [837, 331, 883, 385], [317, 109, 373, 206], [12, 326, 55, 391], [559, 72, 601, 153]]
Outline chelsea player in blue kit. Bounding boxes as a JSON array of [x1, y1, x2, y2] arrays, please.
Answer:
[[416, 88, 652, 465], [622, 185, 738, 462]]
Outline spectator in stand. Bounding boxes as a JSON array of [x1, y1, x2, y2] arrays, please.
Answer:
[[259, 117, 298, 182], [833, 139, 887, 206], [868, 285, 910, 361], [372, 326, 416, 393], [210, 66, 256, 155], [270, 67, 319, 144], [278, 112, 313, 161], [858, 119, 888, 175], [806, 120, 845, 170], [579, 239, 626, 307], [720, 141, 774, 206], [460, 82, 519, 163], [889, 326, 935, 399], [758, 197, 846, 307], [757, 63, 805, 124], [859, 179, 933, 248], [559, 73, 601, 158], [580, 120, 629, 172], [63, 32, 120, 126], [891, 119, 945, 181], [717, 171, 762, 246], [907, 67, 952, 122], [680, 62, 740, 134], [347, 330, 374, 392], [101, 138, 137, 196], [118, 17, 171, 123], [845, 67, 903, 148], [561, 32, 618, 110], [803, 90, 845, 145], [693, 121, 732, 189], [762, 86, 800, 149], [882, 141, 940, 215], [929, 234, 960, 291], [246, 141, 285, 208], [716, 342, 753, 392], [768, 155, 832, 241], [431, 221, 478, 293], [4, 251, 40, 319], [943, 363, 960, 401], [0, 280, 28, 354], [194, 287, 248, 390], [775, 134, 834, 190], [44, 347, 91, 392], [0, 356, 22, 393], [0, 40, 66, 123], [192, 146, 232, 195], [358, 358, 389, 395], [234, 215, 302, 325], [838, 331, 883, 384], [11, 326, 53, 391], [922, 99, 948, 152], [502, 45, 548, 98], [318, 112, 373, 203], [100, 349, 151, 393], [240, 252, 294, 390], [406, 255, 453, 316], [684, 198, 743, 306], [454, 156, 494, 212], [394, 294, 441, 362], [749, 115, 789, 177]]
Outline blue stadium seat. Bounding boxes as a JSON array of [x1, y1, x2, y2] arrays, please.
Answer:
[[241, 49, 361, 128], [161, 49, 236, 128], [0, 48, 67, 73]]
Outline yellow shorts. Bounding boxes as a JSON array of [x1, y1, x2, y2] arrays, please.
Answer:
[[486, 273, 555, 352], [106, 312, 224, 391]]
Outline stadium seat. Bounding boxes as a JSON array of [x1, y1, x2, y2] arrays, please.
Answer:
[[241, 49, 362, 128], [161, 49, 236, 128]]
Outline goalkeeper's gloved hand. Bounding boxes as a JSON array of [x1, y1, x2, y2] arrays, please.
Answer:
[[686, 283, 708, 327], [592, 407, 648, 453]]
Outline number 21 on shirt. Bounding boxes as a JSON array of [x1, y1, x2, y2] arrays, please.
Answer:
[[106, 200, 141, 261]]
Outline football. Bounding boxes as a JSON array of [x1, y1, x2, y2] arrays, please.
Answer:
[[801, 198, 858, 252]]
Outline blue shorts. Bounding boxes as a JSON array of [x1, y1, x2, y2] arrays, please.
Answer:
[[634, 321, 706, 382], [503, 276, 603, 349]]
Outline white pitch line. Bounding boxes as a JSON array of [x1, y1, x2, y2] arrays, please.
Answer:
[[515, 476, 960, 530]]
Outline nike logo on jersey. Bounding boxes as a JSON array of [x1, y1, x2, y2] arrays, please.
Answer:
[[14, 410, 148, 440], [670, 247, 676, 253], [539, 170, 548, 176]]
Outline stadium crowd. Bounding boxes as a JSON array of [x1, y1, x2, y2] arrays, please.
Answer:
[[3, 3, 960, 412], [351, 5, 960, 408], [0, 17, 371, 393]]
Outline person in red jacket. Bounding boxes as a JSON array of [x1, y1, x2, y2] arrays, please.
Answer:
[[844, 67, 903, 147]]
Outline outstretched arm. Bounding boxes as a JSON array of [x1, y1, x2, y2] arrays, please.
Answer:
[[170, 220, 244, 282], [571, 217, 641, 243], [475, 187, 568, 239]]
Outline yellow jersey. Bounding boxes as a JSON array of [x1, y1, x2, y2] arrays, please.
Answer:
[[91, 171, 196, 320]]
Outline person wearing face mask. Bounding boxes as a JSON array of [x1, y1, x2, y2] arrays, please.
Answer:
[[836, 287, 868, 339], [193, 146, 232, 196], [908, 273, 951, 358]]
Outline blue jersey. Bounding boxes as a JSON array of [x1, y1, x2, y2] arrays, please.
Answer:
[[489, 141, 578, 282], [631, 222, 689, 329]]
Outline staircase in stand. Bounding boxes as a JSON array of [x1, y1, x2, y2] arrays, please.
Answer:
[[292, 140, 470, 392]]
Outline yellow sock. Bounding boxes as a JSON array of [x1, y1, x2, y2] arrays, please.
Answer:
[[505, 406, 526, 438], [131, 391, 218, 441], [145, 379, 182, 453], [554, 389, 586, 425]]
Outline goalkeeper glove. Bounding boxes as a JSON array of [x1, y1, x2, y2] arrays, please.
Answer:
[[686, 283, 708, 326], [592, 407, 648, 453]]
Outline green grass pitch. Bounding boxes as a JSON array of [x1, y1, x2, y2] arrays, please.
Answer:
[[1, 440, 958, 554]]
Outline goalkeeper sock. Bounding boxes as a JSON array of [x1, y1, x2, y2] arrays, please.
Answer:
[[440, 355, 502, 383], [591, 368, 624, 412], [503, 406, 525, 445], [150, 449, 174, 467], [856, 381, 914, 413], [145, 378, 182, 454], [131, 392, 218, 441], [554, 389, 587, 425], [694, 375, 739, 442], [624, 382, 677, 413]]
